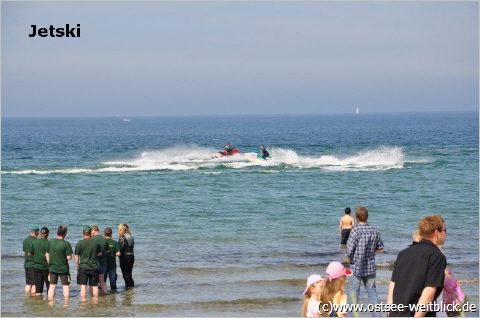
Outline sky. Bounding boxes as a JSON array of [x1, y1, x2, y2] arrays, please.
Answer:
[[1, 1, 478, 117]]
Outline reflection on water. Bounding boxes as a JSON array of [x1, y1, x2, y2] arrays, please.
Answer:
[[47, 297, 70, 308], [121, 289, 134, 307], [79, 295, 99, 309], [13, 288, 137, 317]]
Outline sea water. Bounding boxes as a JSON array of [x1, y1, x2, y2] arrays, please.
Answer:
[[1, 112, 478, 316]]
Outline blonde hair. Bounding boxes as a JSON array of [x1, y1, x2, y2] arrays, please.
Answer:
[[319, 275, 346, 316], [301, 294, 310, 317], [301, 280, 323, 317], [412, 230, 421, 242], [118, 223, 131, 236], [301, 288, 314, 317]]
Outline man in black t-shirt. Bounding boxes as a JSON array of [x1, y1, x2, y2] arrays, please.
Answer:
[[387, 215, 447, 317]]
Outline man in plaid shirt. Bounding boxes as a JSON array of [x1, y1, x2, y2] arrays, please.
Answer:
[[346, 206, 384, 316]]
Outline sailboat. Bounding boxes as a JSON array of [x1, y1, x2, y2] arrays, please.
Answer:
[[356, 107, 359, 114]]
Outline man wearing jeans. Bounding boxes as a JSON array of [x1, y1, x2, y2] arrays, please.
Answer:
[[346, 206, 384, 317]]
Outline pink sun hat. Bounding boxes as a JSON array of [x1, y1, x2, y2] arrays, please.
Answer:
[[303, 274, 325, 295], [326, 261, 352, 280]]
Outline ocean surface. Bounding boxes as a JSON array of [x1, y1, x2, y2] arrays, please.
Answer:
[[1, 112, 479, 317]]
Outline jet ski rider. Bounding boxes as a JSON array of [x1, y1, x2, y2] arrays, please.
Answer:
[[259, 145, 269, 160], [225, 142, 234, 154]]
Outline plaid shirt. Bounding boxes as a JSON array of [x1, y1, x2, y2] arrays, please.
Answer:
[[346, 223, 384, 277]]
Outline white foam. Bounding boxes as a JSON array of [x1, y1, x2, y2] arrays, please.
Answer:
[[2, 145, 419, 174], [258, 146, 407, 171], [313, 146, 406, 171]]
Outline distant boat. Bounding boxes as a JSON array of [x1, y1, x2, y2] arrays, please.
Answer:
[[356, 107, 359, 114], [123, 118, 131, 122]]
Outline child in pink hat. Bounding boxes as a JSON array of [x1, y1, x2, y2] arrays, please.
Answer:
[[302, 274, 326, 317], [319, 262, 352, 317]]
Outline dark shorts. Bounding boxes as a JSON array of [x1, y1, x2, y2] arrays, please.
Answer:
[[77, 269, 99, 286], [341, 229, 351, 245], [98, 264, 107, 275], [49, 272, 71, 285], [25, 267, 35, 285]]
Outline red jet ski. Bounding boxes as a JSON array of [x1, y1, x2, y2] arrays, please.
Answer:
[[212, 148, 241, 159]]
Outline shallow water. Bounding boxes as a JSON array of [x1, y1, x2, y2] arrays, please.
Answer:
[[2, 113, 478, 316]]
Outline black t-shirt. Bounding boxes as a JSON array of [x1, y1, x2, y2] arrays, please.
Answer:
[[390, 240, 446, 317]]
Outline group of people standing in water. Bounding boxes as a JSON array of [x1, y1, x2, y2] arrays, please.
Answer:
[[23, 207, 453, 316], [22, 222, 135, 299]]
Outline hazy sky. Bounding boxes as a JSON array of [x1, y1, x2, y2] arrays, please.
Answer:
[[2, 1, 478, 117]]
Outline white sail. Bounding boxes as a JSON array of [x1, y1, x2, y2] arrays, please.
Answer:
[[356, 107, 359, 114]]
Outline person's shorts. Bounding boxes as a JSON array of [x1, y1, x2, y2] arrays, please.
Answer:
[[49, 272, 71, 285], [98, 264, 107, 275], [341, 229, 351, 245], [77, 269, 99, 286], [25, 267, 35, 285]]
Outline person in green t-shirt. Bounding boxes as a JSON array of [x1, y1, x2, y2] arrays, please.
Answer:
[[104, 227, 121, 291], [75, 226, 102, 298], [91, 224, 110, 294], [46, 226, 73, 299], [23, 226, 39, 294], [28, 227, 50, 296]]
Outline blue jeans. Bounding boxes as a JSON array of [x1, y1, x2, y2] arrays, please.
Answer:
[[104, 267, 117, 290], [350, 274, 381, 317]]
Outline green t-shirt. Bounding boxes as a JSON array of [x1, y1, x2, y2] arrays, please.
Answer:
[[47, 238, 73, 273], [91, 235, 110, 266], [75, 237, 100, 270], [106, 238, 120, 269], [28, 238, 49, 270], [23, 235, 37, 269]]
